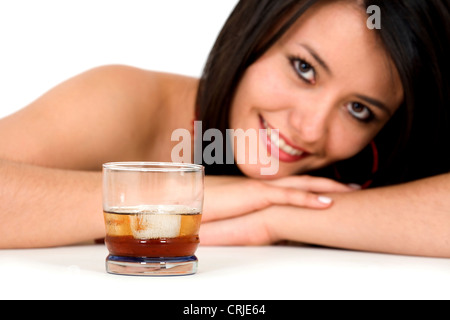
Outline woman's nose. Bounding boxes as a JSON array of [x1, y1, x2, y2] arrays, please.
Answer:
[[288, 102, 332, 144]]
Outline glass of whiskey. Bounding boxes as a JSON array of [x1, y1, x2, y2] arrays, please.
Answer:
[[102, 162, 204, 276]]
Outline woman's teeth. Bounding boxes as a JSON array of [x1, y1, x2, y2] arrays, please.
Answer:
[[262, 119, 304, 156]]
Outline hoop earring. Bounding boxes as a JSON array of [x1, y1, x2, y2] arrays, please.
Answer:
[[334, 140, 379, 189]]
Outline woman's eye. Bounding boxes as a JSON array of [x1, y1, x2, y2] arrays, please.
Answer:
[[346, 102, 373, 122], [291, 58, 316, 83]]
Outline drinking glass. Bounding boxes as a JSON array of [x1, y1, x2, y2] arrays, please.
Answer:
[[102, 162, 204, 276]]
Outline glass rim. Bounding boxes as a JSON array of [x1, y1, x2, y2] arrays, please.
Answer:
[[102, 162, 204, 172]]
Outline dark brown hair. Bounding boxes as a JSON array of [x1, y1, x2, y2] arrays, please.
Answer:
[[196, 0, 450, 186]]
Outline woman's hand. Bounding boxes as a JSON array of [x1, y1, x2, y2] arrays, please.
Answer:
[[202, 175, 358, 223], [200, 207, 277, 246]]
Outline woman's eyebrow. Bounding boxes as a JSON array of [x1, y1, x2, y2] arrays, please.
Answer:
[[298, 43, 332, 76], [355, 94, 392, 116]]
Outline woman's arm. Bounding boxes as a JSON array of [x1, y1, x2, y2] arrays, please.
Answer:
[[200, 173, 450, 258], [0, 159, 104, 248]]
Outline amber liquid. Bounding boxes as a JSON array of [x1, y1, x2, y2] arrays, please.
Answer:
[[104, 206, 202, 258]]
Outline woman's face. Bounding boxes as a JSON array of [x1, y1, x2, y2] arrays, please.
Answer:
[[229, 1, 404, 179]]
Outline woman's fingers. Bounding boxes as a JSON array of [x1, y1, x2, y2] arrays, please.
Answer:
[[202, 175, 357, 224], [263, 175, 360, 193], [260, 182, 334, 209], [202, 178, 330, 223]]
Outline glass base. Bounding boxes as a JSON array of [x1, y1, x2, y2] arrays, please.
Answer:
[[106, 255, 198, 276]]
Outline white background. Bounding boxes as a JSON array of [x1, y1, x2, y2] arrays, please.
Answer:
[[0, 0, 238, 119]]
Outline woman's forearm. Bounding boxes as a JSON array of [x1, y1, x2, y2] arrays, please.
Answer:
[[270, 173, 450, 257], [0, 159, 104, 248]]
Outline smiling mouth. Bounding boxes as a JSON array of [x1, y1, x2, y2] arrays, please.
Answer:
[[260, 116, 310, 162]]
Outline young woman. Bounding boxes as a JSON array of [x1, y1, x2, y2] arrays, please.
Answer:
[[0, 0, 448, 257]]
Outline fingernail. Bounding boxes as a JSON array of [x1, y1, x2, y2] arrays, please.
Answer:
[[318, 196, 333, 205], [348, 184, 362, 190]]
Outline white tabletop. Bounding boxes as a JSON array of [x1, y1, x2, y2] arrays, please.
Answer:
[[1, 243, 449, 300]]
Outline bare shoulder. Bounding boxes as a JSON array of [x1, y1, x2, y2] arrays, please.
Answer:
[[84, 65, 198, 121], [0, 65, 198, 169]]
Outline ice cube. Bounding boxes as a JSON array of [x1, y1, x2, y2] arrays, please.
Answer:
[[105, 213, 132, 237], [129, 213, 181, 239], [179, 214, 201, 237]]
